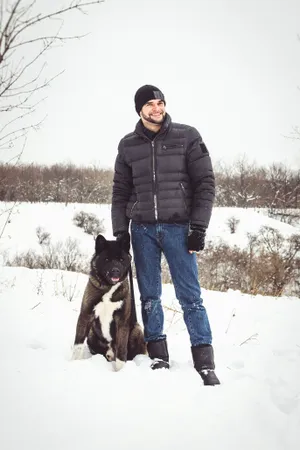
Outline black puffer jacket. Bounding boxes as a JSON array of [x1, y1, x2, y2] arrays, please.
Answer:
[[111, 114, 215, 235]]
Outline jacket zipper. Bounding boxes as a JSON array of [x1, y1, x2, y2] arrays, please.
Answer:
[[151, 140, 158, 221]]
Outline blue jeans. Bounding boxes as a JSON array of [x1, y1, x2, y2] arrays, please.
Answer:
[[130, 222, 212, 346]]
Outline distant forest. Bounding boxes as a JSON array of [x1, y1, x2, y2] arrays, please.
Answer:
[[0, 160, 299, 212]]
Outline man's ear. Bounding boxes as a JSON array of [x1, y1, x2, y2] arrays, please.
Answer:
[[119, 232, 130, 253], [95, 234, 107, 254]]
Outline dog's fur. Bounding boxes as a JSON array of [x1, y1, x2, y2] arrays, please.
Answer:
[[72, 233, 146, 370]]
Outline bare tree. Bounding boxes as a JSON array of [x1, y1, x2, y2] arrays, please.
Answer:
[[291, 126, 300, 140], [234, 156, 260, 207], [214, 157, 262, 207], [0, 0, 104, 158], [266, 163, 300, 221]]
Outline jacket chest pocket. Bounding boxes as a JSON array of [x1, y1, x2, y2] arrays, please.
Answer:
[[161, 143, 185, 156], [162, 144, 184, 150]]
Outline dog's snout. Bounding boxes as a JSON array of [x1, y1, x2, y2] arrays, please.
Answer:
[[111, 267, 120, 277]]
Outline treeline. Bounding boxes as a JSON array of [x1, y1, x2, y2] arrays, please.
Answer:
[[215, 160, 300, 209], [0, 160, 299, 209], [0, 163, 113, 204]]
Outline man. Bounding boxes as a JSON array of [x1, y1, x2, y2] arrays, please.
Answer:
[[111, 85, 220, 385]]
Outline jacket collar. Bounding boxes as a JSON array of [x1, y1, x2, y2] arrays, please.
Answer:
[[135, 113, 171, 139]]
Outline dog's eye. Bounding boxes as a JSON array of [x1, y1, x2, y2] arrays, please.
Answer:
[[105, 258, 109, 262], [119, 258, 124, 262]]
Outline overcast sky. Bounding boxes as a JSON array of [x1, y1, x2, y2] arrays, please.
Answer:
[[7, 0, 300, 169]]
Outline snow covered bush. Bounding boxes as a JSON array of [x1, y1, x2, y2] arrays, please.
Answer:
[[7, 237, 89, 274], [73, 211, 105, 237], [227, 216, 240, 234], [198, 227, 300, 297], [36, 226, 51, 246]]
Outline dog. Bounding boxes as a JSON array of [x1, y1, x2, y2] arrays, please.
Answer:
[[71, 233, 146, 371]]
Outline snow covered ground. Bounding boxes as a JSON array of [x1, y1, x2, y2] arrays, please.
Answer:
[[0, 202, 300, 450], [0, 202, 299, 260]]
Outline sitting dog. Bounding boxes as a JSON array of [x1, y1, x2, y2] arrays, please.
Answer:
[[72, 233, 146, 371]]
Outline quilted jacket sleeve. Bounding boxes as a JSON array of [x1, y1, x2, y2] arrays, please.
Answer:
[[111, 140, 133, 236], [186, 127, 215, 229]]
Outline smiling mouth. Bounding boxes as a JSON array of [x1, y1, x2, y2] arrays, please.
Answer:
[[150, 114, 163, 120], [111, 277, 120, 283]]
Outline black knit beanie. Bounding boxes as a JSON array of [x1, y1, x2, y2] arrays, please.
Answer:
[[134, 85, 165, 114]]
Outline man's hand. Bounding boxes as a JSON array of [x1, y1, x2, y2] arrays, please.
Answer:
[[188, 226, 206, 253], [116, 231, 131, 253], [116, 231, 129, 241]]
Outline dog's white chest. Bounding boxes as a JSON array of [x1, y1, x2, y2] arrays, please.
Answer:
[[94, 283, 123, 342]]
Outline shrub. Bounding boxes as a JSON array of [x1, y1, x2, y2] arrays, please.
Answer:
[[6, 237, 89, 273], [36, 226, 51, 245], [73, 211, 105, 237], [198, 227, 300, 297], [227, 216, 240, 234]]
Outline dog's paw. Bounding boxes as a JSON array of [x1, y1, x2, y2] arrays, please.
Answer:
[[114, 358, 125, 371], [71, 344, 85, 360], [106, 348, 114, 361]]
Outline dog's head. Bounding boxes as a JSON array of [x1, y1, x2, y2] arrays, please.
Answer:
[[91, 233, 132, 285]]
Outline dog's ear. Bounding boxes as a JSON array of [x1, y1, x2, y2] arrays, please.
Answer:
[[95, 234, 107, 254], [119, 231, 130, 253]]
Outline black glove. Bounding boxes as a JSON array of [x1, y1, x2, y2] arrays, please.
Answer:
[[116, 231, 128, 240], [187, 226, 206, 252], [116, 231, 131, 253]]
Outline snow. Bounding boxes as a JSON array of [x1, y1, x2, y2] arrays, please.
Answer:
[[0, 202, 298, 260], [0, 202, 300, 450]]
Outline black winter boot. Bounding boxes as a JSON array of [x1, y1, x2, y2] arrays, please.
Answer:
[[191, 344, 220, 385], [147, 339, 170, 370]]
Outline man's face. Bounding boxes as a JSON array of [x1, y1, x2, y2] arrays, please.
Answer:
[[140, 99, 166, 125]]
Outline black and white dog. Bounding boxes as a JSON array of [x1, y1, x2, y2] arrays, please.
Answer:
[[72, 233, 146, 370]]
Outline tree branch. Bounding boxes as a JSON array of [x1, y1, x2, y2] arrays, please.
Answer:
[[5, 0, 103, 52], [0, 0, 104, 166], [9, 32, 87, 49]]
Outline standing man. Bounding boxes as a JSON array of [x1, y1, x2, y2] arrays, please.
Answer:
[[111, 85, 220, 385]]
